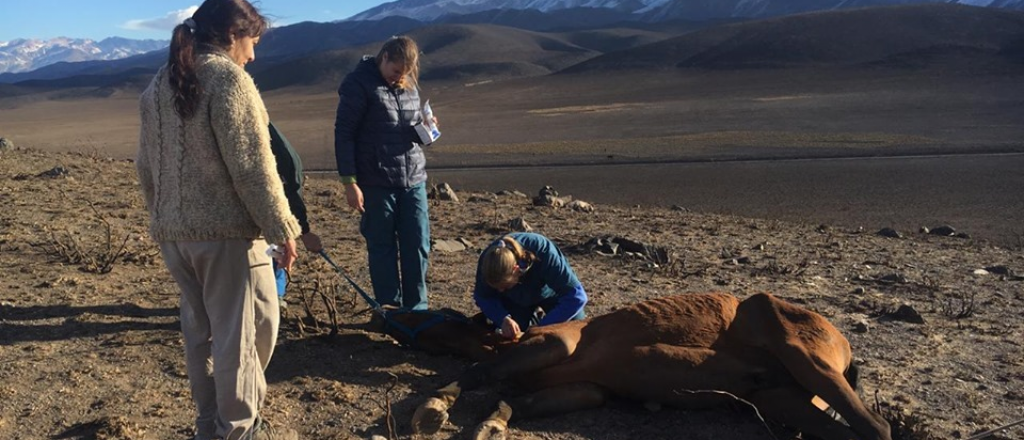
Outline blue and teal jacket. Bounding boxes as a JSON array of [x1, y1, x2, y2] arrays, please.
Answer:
[[473, 232, 588, 326]]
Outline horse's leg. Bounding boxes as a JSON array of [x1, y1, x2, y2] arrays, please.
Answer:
[[412, 324, 585, 435], [746, 387, 862, 440], [472, 382, 609, 440], [734, 293, 890, 440]]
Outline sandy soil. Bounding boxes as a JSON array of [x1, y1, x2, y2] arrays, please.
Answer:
[[1, 147, 1021, 440]]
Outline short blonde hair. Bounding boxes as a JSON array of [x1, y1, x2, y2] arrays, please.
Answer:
[[481, 236, 534, 289], [377, 36, 420, 90]]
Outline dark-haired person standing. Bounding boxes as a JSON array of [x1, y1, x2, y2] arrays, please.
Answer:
[[135, 0, 300, 439], [334, 36, 436, 311]]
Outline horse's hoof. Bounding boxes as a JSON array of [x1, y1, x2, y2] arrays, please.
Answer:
[[473, 419, 508, 440], [412, 397, 450, 435]]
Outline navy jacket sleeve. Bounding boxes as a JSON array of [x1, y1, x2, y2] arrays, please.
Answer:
[[334, 74, 368, 178], [269, 122, 310, 234], [532, 237, 586, 325], [539, 284, 587, 325]]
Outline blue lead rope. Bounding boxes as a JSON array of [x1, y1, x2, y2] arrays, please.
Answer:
[[317, 249, 462, 348], [318, 250, 384, 314]]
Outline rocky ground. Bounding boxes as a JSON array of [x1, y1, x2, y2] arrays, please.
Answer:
[[1, 147, 1022, 440]]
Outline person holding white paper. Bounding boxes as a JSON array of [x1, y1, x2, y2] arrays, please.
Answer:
[[333, 36, 437, 311]]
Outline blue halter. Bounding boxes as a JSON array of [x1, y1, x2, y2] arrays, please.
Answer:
[[381, 309, 470, 348], [319, 250, 470, 347]]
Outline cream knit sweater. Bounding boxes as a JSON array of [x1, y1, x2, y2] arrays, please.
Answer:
[[136, 51, 300, 245]]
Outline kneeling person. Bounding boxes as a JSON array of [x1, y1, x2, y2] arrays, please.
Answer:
[[474, 233, 587, 339]]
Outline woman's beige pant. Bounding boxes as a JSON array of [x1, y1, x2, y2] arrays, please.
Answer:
[[160, 238, 279, 440]]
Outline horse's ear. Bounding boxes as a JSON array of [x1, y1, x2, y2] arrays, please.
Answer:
[[365, 311, 386, 333], [469, 312, 491, 327]]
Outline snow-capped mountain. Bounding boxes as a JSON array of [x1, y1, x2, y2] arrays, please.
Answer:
[[349, 0, 668, 21], [0, 37, 167, 74], [348, 0, 1024, 21]]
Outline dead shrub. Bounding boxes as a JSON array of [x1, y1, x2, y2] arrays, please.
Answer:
[[940, 290, 978, 320], [46, 202, 129, 274]]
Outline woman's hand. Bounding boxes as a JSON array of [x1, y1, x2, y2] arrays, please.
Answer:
[[344, 183, 364, 213], [300, 232, 323, 253], [276, 239, 299, 272], [500, 315, 521, 340]]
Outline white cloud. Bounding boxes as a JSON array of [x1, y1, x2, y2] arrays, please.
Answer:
[[121, 6, 200, 32]]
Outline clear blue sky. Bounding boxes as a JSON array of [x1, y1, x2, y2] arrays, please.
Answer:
[[0, 1, 389, 42]]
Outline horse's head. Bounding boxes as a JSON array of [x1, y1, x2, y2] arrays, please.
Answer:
[[362, 307, 518, 361]]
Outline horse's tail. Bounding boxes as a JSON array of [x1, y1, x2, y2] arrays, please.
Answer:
[[825, 363, 862, 423], [844, 363, 860, 392]]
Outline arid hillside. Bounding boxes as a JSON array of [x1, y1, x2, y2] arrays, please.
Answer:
[[1, 147, 1021, 440]]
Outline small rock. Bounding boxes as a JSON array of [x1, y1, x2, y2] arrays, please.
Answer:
[[497, 190, 528, 198], [37, 166, 70, 178], [432, 239, 467, 253], [852, 287, 866, 294], [984, 265, 1011, 275], [509, 217, 532, 232], [852, 318, 870, 333], [435, 183, 460, 203], [567, 200, 594, 213], [878, 273, 909, 284], [670, 205, 689, 212], [0, 137, 12, 152], [891, 304, 925, 324], [877, 228, 902, 238], [533, 185, 572, 207], [928, 225, 956, 236]]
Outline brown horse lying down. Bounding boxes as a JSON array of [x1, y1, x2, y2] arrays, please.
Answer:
[[410, 292, 892, 440]]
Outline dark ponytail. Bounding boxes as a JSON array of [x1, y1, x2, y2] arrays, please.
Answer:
[[168, 23, 199, 119], [166, 0, 269, 119]]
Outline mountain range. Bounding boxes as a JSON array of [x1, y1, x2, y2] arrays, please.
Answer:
[[0, 1, 1022, 89], [349, 0, 1024, 21], [0, 37, 166, 74]]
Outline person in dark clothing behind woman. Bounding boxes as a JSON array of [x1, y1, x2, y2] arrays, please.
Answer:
[[474, 233, 588, 340], [333, 36, 436, 311], [268, 122, 322, 307]]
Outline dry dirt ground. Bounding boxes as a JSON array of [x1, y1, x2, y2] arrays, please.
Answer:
[[1, 147, 1022, 440]]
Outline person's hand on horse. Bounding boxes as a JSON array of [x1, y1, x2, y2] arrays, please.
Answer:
[[276, 239, 299, 272], [300, 232, 323, 253], [500, 315, 522, 340], [344, 183, 364, 213]]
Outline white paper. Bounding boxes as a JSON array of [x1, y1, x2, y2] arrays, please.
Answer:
[[416, 100, 441, 144]]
